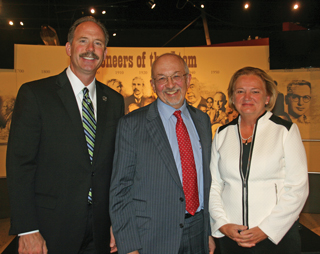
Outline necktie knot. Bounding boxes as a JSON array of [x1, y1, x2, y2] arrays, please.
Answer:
[[83, 88, 91, 102], [173, 110, 182, 120]]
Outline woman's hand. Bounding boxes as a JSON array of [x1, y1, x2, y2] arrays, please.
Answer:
[[220, 224, 268, 248], [237, 226, 268, 247], [219, 224, 248, 241]]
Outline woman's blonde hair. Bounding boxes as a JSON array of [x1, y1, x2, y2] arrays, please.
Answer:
[[227, 66, 278, 111]]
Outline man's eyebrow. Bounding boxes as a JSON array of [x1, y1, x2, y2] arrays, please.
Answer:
[[156, 71, 182, 76], [77, 36, 104, 42]]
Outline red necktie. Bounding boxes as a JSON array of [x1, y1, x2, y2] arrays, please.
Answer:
[[173, 110, 199, 215]]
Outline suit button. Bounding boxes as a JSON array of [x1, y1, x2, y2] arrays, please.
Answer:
[[180, 223, 184, 228], [91, 172, 95, 176], [179, 197, 184, 202]]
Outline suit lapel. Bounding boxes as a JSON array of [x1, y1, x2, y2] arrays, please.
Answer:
[[145, 102, 182, 188], [55, 70, 90, 164], [188, 105, 206, 149], [92, 82, 109, 165], [188, 104, 211, 193]]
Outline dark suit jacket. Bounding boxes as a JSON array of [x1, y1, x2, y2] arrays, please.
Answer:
[[6, 70, 124, 253], [110, 100, 212, 254], [187, 96, 207, 110], [124, 94, 152, 114], [198, 96, 207, 109]]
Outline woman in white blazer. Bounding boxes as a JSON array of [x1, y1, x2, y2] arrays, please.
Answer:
[[209, 67, 308, 254]]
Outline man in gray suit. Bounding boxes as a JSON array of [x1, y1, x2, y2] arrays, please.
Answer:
[[110, 53, 215, 254]]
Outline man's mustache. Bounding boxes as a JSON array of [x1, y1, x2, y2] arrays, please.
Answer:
[[133, 88, 141, 93], [79, 52, 99, 60]]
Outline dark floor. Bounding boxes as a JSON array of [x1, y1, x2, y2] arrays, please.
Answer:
[[2, 223, 320, 254], [212, 224, 320, 254]]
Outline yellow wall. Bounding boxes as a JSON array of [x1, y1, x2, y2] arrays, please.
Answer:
[[0, 44, 319, 177]]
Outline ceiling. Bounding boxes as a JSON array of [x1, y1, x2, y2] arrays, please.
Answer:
[[1, 0, 320, 68]]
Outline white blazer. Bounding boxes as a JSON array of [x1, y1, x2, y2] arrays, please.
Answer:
[[209, 111, 309, 244]]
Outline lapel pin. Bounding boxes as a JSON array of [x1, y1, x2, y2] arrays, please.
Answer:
[[102, 96, 107, 101]]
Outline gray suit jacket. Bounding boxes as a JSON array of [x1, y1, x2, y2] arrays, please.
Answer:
[[110, 100, 212, 254]]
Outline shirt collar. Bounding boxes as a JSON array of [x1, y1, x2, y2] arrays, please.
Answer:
[[66, 66, 96, 98], [157, 98, 190, 120]]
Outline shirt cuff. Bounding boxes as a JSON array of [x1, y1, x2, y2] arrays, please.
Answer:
[[18, 230, 40, 236]]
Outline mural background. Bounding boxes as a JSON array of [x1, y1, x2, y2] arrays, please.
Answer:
[[0, 44, 319, 176]]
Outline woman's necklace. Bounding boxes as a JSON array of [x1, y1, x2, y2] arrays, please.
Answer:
[[240, 133, 253, 145], [239, 118, 255, 145], [239, 123, 255, 145]]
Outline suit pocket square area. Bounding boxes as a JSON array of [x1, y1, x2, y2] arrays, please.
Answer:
[[35, 193, 57, 210]]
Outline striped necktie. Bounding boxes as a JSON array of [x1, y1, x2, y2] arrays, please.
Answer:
[[82, 88, 96, 203]]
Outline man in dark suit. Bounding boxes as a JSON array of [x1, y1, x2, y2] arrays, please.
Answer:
[[186, 77, 207, 109], [124, 77, 154, 114], [211, 92, 227, 126], [110, 53, 215, 254], [213, 91, 227, 113], [6, 16, 124, 253], [285, 80, 312, 124]]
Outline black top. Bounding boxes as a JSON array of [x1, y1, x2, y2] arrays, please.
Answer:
[[242, 142, 251, 176]]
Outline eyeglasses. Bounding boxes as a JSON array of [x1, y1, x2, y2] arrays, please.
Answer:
[[153, 73, 188, 85], [289, 94, 311, 103]]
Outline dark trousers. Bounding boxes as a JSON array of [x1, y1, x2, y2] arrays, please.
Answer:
[[79, 204, 96, 254], [219, 220, 301, 254], [178, 210, 207, 254]]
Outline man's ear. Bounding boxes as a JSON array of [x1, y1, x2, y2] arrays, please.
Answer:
[[103, 48, 108, 60], [186, 74, 192, 89], [66, 42, 71, 57], [150, 80, 156, 93]]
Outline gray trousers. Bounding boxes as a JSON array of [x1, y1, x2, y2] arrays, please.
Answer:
[[178, 210, 207, 254]]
